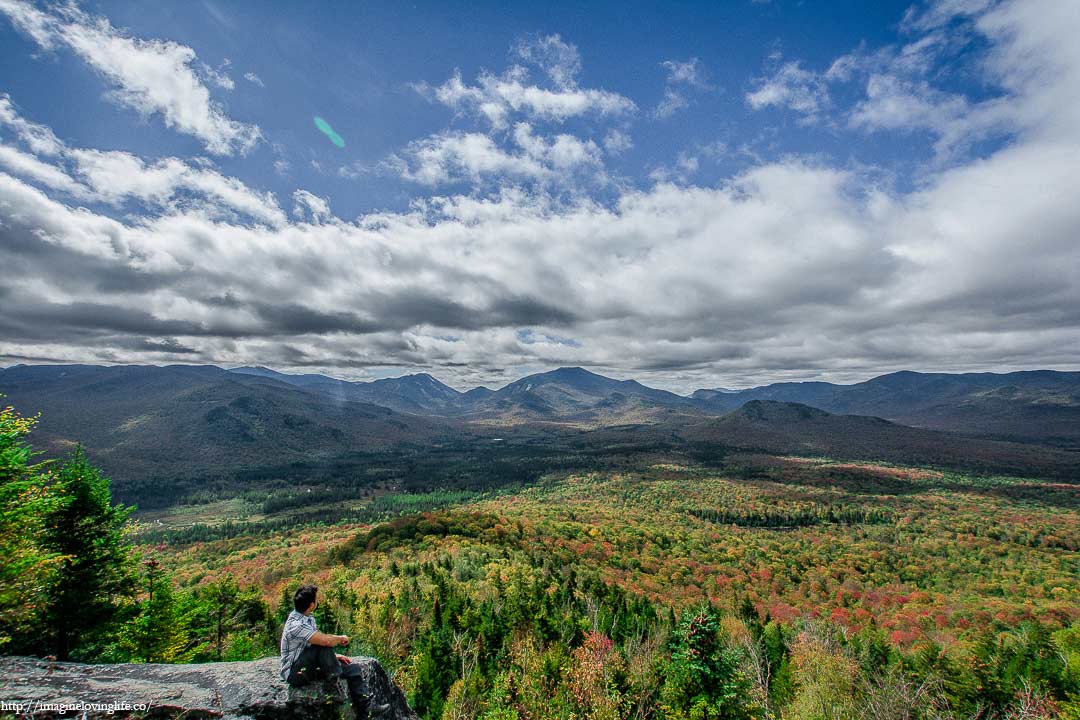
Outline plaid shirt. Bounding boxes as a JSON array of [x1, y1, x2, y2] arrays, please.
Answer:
[[279, 610, 318, 681]]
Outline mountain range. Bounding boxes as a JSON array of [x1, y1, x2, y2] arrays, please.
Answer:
[[229, 364, 1080, 446], [0, 364, 450, 481], [229, 365, 700, 423], [2, 363, 1078, 498], [693, 369, 1080, 447]]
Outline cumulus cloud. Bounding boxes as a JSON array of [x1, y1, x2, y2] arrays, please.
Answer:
[[749, 3, 1021, 161], [419, 35, 635, 129], [746, 58, 830, 120], [821, 20, 1016, 160], [0, 0, 261, 155], [389, 131, 548, 185], [69, 149, 286, 225], [389, 123, 602, 186], [0, 95, 283, 225], [0, 144, 90, 198], [292, 190, 332, 223]]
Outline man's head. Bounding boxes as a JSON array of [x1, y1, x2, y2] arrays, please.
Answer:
[[294, 584, 318, 614]]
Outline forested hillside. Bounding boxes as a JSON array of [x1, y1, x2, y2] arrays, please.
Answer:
[[4, 396, 1077, 720]]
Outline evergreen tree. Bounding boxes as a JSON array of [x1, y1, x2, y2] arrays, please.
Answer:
[[117, 558, 195, 663], [40, 447, 134, 660], [0, 402, 61, 650], [412, 597, 457, 720], [190, 577, 273, 661], [205, 576, 241, 661], [661, 603, 759, 720]]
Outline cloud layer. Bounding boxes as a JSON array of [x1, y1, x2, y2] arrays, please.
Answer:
[[1, 1, 1079, 391]]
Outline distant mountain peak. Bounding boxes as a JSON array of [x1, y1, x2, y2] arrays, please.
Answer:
[[729, 400, 832, 422], [230, 365, 288, 378]]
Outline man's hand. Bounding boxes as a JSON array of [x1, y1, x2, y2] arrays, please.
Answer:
[[308, 631, 351, 648], [337, 654, 351, 664]]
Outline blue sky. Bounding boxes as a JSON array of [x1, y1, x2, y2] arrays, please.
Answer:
[[1, 0, 927, 217], [0, 0, 1078, 391]]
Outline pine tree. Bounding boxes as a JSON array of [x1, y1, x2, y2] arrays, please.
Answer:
[[40, 446, 134, 660]]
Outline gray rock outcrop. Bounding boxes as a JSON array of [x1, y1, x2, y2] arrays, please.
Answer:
[[0, 656, 417, 720]]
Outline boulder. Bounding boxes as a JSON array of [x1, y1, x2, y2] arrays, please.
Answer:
[[0, 656, 417, 720]]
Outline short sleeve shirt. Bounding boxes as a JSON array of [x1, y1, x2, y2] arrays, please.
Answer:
[[280, 610, 318, 680]]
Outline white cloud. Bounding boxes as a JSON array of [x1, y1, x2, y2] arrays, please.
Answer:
[[68, 149, 286, 225], [0, 96, 283, 225], [200, 58, 235, 91], [0, 0, 261, 155], [746, 59, 830, 120], [654, 90, 689, 120], [421, 35, 635, 129], [0, 94, 64, 155], [513, 33, 581, 89], [2, 0, 1080, 389], [648, 151, 700, 184], [243, 72, 265, 88], [292, 190, 332, 223], [427, 69, 636, 129], [762, 2, 1022, 161], [602, 129, 632, 154], [655, 58, 712, 119], [662, 58, 708, 88], [391, 124, 602, 186], [849, 74, 969, 134], [390, 131, 548, 185], [0, 144, 89, 197]]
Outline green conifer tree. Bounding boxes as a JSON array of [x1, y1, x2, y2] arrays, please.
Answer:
[[0, 401, 62, 650], [118, 558, 195, 663], [412, 596, 457, 720], [661, 602, 759, 720], [40, 446, 134, 660]]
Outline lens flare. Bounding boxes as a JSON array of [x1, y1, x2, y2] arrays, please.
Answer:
[[313, 116, 345, 148]]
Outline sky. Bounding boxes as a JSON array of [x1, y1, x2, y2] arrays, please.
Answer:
[[0, 0, 1078, 393]]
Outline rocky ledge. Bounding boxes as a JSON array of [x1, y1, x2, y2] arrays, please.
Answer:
[[0, 656, 417, 720]]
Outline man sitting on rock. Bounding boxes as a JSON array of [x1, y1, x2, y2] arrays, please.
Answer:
[[280, 584, 390, 718]]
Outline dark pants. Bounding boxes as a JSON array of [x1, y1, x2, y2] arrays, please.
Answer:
[[287, 645, 370, 711]]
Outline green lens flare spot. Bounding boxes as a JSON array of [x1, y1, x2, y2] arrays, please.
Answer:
[[314, 116, 345, 148]]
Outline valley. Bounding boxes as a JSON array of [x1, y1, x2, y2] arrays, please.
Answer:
[[1, 363, 1078, 718]]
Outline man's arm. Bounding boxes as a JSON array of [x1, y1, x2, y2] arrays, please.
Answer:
[[308, 631, 349, 647]]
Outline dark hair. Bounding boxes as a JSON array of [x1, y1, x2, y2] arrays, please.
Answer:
[[294, 584, 318, 613]]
